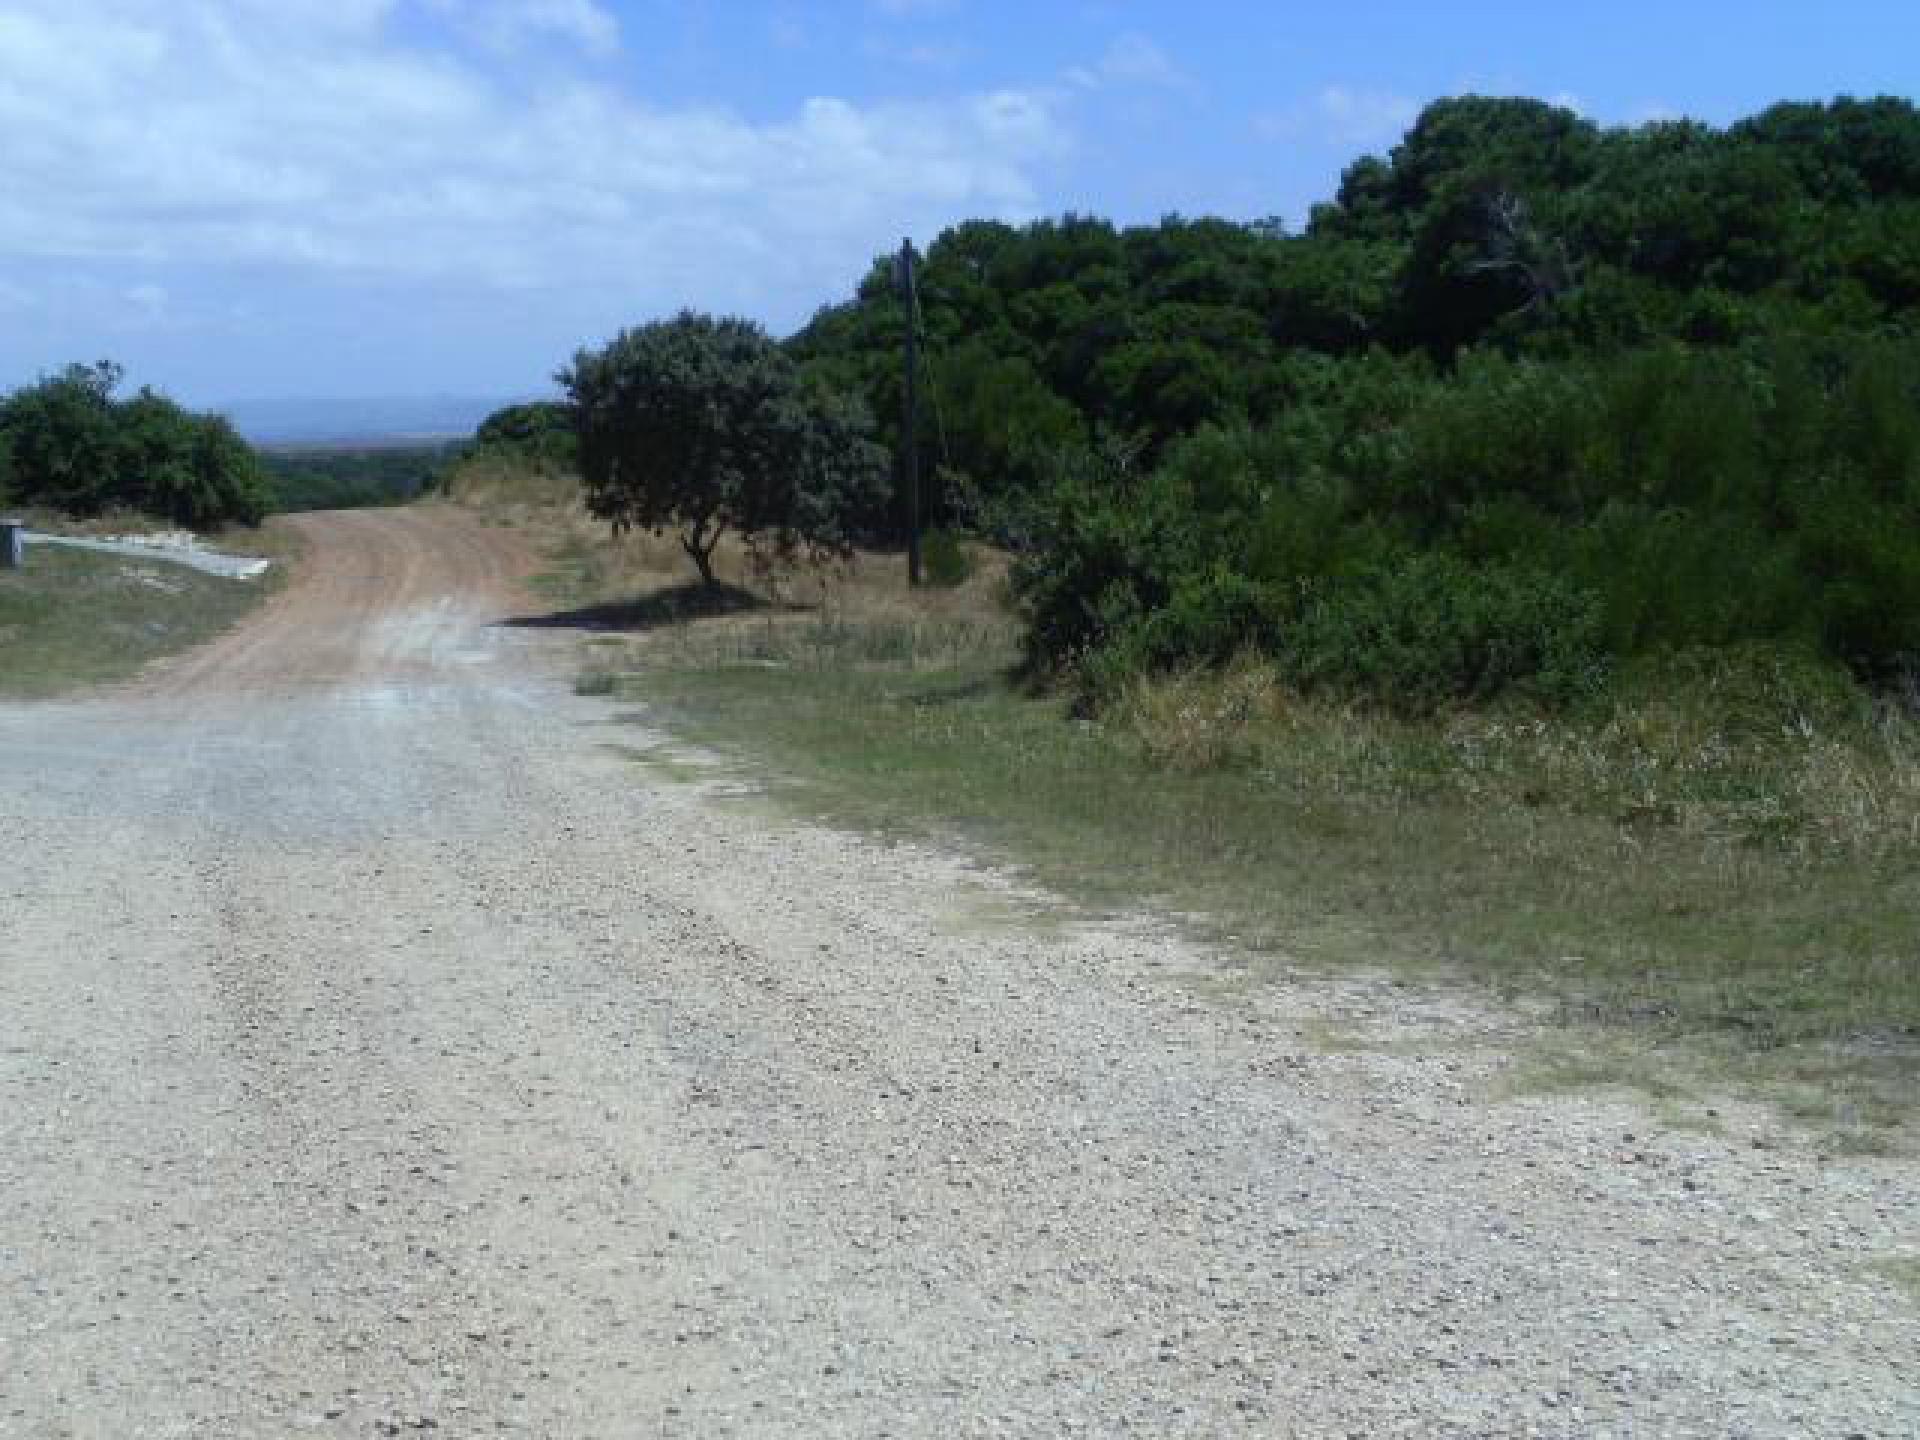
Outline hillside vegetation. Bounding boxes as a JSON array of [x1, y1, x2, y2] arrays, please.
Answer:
[[261, 444, 462, 513], [791, 95, 1920, 707]]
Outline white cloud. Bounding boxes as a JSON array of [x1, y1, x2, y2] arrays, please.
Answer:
[[863, 33, 976, 71], [0, 1, 1068, 321], [768, 13, 809, 50], [1312, 86, 1421, 145], [1066, 33, 1188, 91], [868, 0, 961, 16], [427, 0, 621, 58], [1097, 34, 1184, 88], [124, 283, 170, 322], [1257, 86, 1421, 148]]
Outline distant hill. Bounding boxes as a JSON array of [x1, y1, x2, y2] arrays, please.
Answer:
[[217, 396, 534, 448]]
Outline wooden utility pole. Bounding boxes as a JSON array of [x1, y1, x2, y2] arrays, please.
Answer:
[[897, 237, 922, 587]]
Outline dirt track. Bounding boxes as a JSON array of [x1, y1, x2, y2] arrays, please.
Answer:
[[1, 507, 1915, 1437]]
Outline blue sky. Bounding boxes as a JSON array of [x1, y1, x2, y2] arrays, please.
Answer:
[[1, 0, 1914, 405]]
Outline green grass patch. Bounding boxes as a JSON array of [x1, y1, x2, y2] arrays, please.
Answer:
[[1878, 1256, 1920, 1303], [0, 545, 271, 697], [601, 609, 1918, 1131]]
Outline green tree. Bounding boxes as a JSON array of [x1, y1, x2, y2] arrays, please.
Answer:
[[0, 362, 123, 514], [935, 340, 1084, 499], [114, 390, 269, 526], [0, 362, 267, 526], [475, 401, 578, 467], [561, 313, 888, 586]]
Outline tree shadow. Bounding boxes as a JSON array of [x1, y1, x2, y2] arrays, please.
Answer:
[[498, 581, 766, 633]]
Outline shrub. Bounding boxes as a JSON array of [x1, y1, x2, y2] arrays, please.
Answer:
[[1283, 556, 1607, 713], [0, 363, 268, 527], [1007, 442, 1173, 675], [1793, 482, 1920, 674], [920, 527, 975, 587], [1389, 352, 1593, 524]]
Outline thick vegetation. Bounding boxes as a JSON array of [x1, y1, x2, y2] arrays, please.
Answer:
[[0, 362, 269, 527], [791, 95, 1920, 707], [262, 445, 460, 512]]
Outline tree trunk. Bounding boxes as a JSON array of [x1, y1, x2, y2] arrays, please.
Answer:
[[683, 521, 720, 588]]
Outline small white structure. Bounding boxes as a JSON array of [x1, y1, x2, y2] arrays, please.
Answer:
[[19, 529, 272, 580]]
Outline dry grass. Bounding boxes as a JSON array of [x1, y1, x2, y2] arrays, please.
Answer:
[[8, 505, 185, 538], [440, 453, 583, 516], [443, 450, 1010, 639], [211, 516, 310, 569], [1108, 652, 1920, 862]]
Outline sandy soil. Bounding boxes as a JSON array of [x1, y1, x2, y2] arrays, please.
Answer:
[[1, 506, 1914, 1438]]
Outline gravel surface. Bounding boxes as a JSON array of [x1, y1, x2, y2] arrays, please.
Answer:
[[1, 506, 1914, 1437]]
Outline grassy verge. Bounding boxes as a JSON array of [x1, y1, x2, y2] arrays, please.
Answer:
[[633, 611, 1919, 1138], [0, 541, 278, 698], [458, 475, 1920, 1142]]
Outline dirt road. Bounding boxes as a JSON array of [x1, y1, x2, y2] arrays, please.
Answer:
[[2, 507, 1914, 1437]]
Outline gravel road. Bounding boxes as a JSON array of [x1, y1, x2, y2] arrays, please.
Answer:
[[2, 507, 1914, 1437]]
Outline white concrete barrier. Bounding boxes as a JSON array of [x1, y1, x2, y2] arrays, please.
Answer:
[[19, 530, 272, 580]]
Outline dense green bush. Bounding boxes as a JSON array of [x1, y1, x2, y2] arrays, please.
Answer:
[[1008, 434, 1280, 688], [0, 362, 268, 527], [1008, 332, 1920, 707], [474, 400, 578, 468], [1284, 556, 1605, 712], [919, 527, 975, 587]]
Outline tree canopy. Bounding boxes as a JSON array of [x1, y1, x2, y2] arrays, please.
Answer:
[[792, 95, 1920, 507], [0, 362, 269, 527], [561, 314, 888, 586]]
